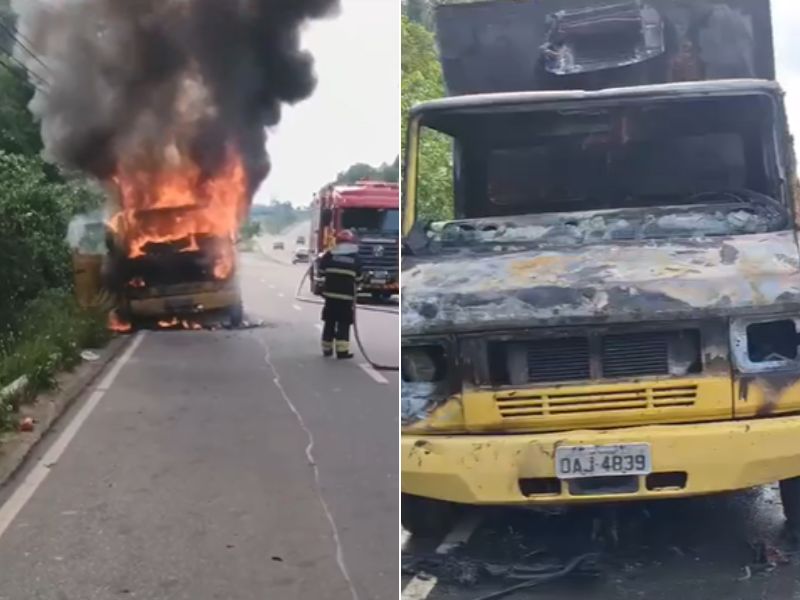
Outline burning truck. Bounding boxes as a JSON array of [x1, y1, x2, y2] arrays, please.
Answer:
[[103, 149, 248, 328], [8, 0, 341, 331]]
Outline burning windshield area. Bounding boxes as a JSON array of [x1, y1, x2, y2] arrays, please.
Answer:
[[106, 146, 247, 286], [415, 91, 787, 248]]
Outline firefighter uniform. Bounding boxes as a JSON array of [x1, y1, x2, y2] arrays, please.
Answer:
[[319, 238, 361, 359]]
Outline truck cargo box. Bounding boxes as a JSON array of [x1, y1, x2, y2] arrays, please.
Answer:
[[435, 0, 774, 95]]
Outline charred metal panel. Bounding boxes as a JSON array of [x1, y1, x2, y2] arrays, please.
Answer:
[[542, 2, 666, 76], [434, 0, 774, 95], [402, 230, 800, 335]]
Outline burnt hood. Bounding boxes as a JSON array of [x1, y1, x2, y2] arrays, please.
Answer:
[[402, 230, 800, 335]]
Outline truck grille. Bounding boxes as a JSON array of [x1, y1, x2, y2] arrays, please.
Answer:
[[601, 332, 671, 378], [528, 338, 590, 383], [496, 329, 700, 385], [495, 384, 698, 419], [358, 240, 399, 271]]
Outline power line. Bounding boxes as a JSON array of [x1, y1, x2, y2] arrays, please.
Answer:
[[0, 17, 51, 74], [0, 18, 53, 78], [0, 54, 48, 96], [0, 48, 49, 89], [0, 17, 48, 70]]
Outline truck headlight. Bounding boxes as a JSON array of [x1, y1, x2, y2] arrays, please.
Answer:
[[402, 345, 446, 382], [401, 344, 450, 425], [730, 316, 800, 373]]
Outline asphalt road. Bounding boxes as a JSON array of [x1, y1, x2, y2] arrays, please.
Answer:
[[402, 472, 800, 600], [0, 233, 398, 600]]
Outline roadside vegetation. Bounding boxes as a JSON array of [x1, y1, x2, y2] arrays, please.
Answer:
[[402, 5, 454, 221], [0, 58, 108, 430]]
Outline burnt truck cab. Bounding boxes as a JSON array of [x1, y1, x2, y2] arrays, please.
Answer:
[[105, 206, 243, 327], [401, 0, 800, 534], [310, 181, 400, 300]]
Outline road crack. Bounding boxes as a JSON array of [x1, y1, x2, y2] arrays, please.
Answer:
[[257, 335, 361, 600]]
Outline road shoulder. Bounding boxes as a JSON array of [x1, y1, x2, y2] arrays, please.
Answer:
[[0, 335, 132, 489]]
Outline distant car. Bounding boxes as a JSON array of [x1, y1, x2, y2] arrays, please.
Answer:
[[292, 247, 310, 264], [273, 241, 285, 250], [296, 236, 305, 246]]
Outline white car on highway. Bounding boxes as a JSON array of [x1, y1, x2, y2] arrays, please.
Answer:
[[292, 247, 309, 264]]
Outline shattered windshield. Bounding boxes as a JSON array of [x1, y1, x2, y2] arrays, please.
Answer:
[[414, 94, 786, 249], [431, 192, 788, 247]]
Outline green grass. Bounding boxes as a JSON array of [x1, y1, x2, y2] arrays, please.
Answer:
[[0, 290, 109, 430]]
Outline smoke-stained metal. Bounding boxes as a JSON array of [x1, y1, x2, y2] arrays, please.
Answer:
[[542, 2, 665, 75], [434, 0, 774, 95]]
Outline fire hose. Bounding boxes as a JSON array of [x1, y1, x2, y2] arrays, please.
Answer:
[[295, 266, 399, 372]]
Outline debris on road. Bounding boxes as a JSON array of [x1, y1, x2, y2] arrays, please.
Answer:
[[80, 350, 100, 362], [402, 550, 602, 596], [18, 417, 35, 432]]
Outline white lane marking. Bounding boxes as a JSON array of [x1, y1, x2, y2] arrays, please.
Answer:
[[259, 338, 360, 600], [401, 528, 412, 550], [436, 513, 483, 554], [278, 292, 285, 298], [359, 363, 389, 385], [292, 304, 302, 312], [401, 514, 482, 600], [0, 332, 146, 540], [268, 284, 275, 290], [402, 576, 438, 600]]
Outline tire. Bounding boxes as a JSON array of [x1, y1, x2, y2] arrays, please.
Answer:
[[228, 300, 244, 327], [401, 493, 459, 539], [781, 477, 800, 528]]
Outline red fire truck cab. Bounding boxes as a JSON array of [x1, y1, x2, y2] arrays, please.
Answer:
[[309, 181, 399, 300]]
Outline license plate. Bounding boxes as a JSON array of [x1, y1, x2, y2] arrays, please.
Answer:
[[555, 444, 652, 480], [372, 279, 386, 285]]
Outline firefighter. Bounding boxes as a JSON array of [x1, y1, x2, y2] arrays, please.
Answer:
[[319, 229, 361, 359]]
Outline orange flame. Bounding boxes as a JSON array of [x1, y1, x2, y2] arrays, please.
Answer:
[[108, 310, 132, 333], [107, 145, 248, 279], [157, 317, 203, 331]]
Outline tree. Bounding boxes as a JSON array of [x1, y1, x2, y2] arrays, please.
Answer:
[[404, 0, 432, 28], [332, 158, 399, 186], [401, 15, 453, 221]]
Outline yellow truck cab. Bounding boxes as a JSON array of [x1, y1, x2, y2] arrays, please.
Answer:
[[400, 0, 800, 535]]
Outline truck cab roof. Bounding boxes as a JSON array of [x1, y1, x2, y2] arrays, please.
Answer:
[[412, 78, 782, 117]]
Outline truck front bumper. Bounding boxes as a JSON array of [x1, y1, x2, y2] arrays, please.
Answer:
[[359, 271, 398, 294], [128, 287, 240, 317], [402, 416, 800, 505]]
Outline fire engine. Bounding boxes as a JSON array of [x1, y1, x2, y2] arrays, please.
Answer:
[[309, 181, 399, 300]]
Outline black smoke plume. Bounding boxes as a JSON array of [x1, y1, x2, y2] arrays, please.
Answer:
[[12, 0, 340, 194]]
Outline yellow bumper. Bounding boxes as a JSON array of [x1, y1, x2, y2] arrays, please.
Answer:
[[402, 416, 800, 505], [129, 288, 240, 317]]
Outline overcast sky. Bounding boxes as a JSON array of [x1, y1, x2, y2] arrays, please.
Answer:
[[254, 0, 399, 207], [773, 1, 800, 138]]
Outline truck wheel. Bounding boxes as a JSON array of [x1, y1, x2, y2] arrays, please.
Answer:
[[228, 301, 244, 328], [781, 477, 800, 529], [401, 493, 459, 539]]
